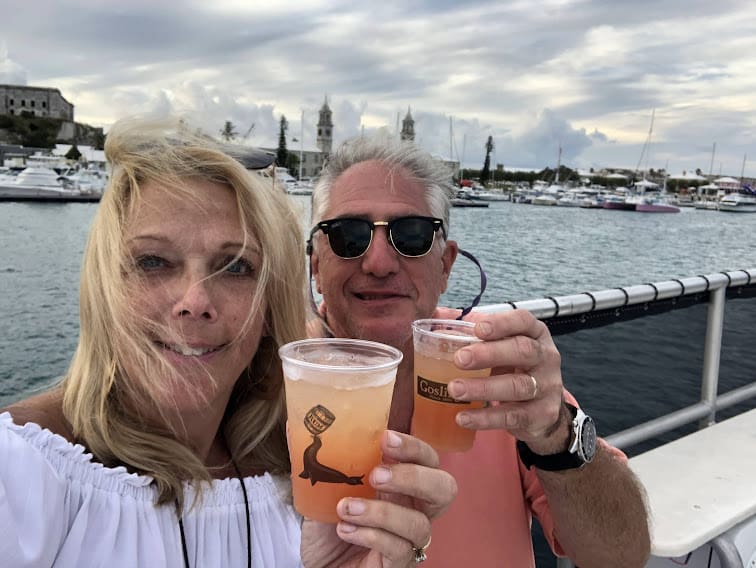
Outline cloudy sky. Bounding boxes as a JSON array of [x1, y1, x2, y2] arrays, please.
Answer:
[[2, 0, 756, 177]]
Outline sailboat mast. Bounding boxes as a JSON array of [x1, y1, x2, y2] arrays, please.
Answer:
[[708, 142, 716, 177], [555, 145, 562, 184], [449, 117, 453, 162], [635, 109, 655, 180], [461, 133, 466, 181], [299, 109, 304, 181], [644, 109, 655, 180], [740, 153, 747, 186]]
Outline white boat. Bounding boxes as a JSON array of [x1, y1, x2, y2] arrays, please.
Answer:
[[694, 199, 720, 211], [287, 182, 314, 196], [60, 168, 108, 194], [718, 190, 756, 213], [470, 190, 509, 201], [0, 167, 101, 202], [532, 194, 558, 206], [557, 190, 584, 207]]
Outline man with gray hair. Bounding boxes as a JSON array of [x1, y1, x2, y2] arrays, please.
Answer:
[[306, 134, 650, 567]]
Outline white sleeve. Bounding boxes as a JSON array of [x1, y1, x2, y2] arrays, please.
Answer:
[[0, 419, 67, 568]]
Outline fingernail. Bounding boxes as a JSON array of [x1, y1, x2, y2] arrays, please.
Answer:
[[448, 380, 465, 398], [338, 522, 357, 533], [386, 430, 402, 448], [478, 321, 493, 337], [456, 348, 472, 367], [372, 466, 392, 485], [456, 413, 472, 427], [346, 498, 366, 515]]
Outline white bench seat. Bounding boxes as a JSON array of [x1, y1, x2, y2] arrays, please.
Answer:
[[629, 407, 756, 557]]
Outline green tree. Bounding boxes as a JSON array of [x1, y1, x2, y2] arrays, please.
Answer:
[[220, 120, 237, 141], [277, 115, 288, 167], [92, 129, 105, 150], [286, 152, 300, 178], [481, 136, 494, 184], [65, 144, 82, 161]]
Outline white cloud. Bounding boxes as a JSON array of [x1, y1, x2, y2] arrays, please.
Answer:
[[2, 1, 756, 176]]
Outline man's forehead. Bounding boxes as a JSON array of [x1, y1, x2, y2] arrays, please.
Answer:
[[328, 160, 430, 216], [340, 159, 430, 191]]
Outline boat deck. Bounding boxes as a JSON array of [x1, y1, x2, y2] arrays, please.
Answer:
[[629, 408, 756, 558]]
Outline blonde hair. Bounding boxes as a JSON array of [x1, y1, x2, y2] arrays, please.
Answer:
[[62, 117, 307, 507]]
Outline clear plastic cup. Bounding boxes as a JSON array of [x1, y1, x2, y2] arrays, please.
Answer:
[[279, 338, 402, 523], [411, 319, 491, 452]]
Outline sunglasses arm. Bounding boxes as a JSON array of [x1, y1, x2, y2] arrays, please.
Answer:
[[455, 248, 488, 320]]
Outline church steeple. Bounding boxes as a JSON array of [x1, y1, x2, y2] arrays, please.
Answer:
[[317, 96, 333, 154], [400, 106, 415, 141]]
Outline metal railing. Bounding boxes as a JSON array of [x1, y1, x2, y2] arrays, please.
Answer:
[[475, 268, 756, 568]]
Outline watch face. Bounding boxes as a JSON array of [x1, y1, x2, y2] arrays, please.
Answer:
[[580, 417, 597, 462]]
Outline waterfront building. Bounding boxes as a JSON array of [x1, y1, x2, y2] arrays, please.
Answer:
[[0, 84, 74, 120]]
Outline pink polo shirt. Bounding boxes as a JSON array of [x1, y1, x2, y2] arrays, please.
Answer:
[[423, 397, 626, 567], [425, 428, 562, 567]]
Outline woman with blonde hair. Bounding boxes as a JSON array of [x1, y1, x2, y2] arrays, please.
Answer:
[[0, 117, 454, 567]]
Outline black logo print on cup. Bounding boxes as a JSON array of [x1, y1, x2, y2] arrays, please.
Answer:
[[416, 375, 472, 404], [299, 404, 365, 486]]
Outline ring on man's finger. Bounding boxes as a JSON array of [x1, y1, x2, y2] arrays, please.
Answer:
[[529, 375, 538, 399], [412, 535, 432, 563]]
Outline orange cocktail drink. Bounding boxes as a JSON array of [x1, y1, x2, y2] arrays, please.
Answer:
[[280, 338, 402, 523], [411, 319, 491, 453]]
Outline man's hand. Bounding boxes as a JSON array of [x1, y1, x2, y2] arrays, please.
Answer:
[[433, 307, 570, 454]]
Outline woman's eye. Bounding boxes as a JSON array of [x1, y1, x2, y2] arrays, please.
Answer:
[[223, 256, 254, 276], [135, 255, 167, 271]]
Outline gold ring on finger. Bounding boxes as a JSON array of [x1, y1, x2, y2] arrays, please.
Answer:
[[412, 535, 432, 564]]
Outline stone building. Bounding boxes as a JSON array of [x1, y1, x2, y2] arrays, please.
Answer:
[[316, 97, 333, 155], [400, 107, 415, 141], [0, 84, 74, 120]]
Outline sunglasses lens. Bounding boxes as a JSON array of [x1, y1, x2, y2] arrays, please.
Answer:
[[391, 217, 436, 256], [328, 219, 372, 258]]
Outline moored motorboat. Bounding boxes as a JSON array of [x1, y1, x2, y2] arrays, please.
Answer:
[[603, 194, 636, 210], [718, 189, 756, 213], [0, 167, 102, 202], [636, 196, 680, 213], [451, 197, 489, 207], [532, 194, 558, 206]]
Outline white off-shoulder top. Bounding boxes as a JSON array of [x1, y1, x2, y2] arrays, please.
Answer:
[[0, 412, 304, 568]]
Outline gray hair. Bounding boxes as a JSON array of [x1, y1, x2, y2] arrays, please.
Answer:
[[311, 134, 455, 231]]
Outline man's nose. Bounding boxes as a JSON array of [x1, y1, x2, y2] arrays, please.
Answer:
[[360, 226, 400, 277]]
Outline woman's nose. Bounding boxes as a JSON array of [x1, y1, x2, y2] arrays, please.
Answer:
[[172, 277, 218, 321]]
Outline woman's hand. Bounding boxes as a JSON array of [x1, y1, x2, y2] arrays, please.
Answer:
[[300, 430, 456, 567]]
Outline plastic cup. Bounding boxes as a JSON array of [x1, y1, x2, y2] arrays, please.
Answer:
[[411, 319, 492, 452], [279, 338, 402, 523]]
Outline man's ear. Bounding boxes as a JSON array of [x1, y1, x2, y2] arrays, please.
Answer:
[[311, 248, 322, 294], [440, 239, 458, 294]]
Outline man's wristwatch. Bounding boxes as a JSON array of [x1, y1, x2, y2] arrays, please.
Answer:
[[516, 403, 597, 471]]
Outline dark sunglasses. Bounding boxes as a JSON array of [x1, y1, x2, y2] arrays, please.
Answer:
[[307, 216, 447, 259]]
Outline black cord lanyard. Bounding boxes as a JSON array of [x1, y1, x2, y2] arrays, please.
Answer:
[[177, 460, 252, 568]]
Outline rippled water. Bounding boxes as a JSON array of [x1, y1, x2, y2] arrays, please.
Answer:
[[1, 198, 754, 567], [1, 198, 754, 404]]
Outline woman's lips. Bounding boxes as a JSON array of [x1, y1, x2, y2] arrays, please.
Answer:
[[157, 341, 223, 357]]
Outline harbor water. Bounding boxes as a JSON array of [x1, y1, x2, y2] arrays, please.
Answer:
[[1, 197, 754, 566]]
